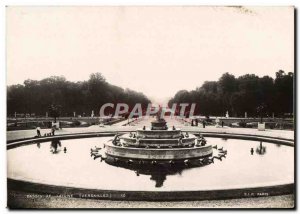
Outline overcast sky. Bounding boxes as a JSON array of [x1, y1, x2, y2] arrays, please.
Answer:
[[7, 6, 294, 104]]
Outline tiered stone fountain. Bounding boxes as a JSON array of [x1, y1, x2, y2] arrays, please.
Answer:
[[101, 113, 217, 166]]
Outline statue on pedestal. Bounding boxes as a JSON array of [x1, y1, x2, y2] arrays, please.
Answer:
[[226, 111, 229, 118]]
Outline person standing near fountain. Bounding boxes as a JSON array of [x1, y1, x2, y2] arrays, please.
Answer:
[[51, 126, 56, 135], [36, 127, 41, 137]]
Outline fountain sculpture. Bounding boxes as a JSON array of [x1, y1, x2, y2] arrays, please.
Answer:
[[91, 109, 227, 167]]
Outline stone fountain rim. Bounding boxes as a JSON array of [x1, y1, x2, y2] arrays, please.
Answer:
[[7, 131, 294, 150], [7, 132, 294, 201]]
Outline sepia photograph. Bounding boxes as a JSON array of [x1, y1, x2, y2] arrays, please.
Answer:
[[5, 5, 295, 209]]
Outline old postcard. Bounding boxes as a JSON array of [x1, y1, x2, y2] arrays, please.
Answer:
[[6, 6, 295, 209]]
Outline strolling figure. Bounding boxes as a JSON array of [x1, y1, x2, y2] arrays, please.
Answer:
[[36, 127, 41, 137]]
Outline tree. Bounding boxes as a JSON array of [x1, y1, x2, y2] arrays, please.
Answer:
[[218, 73, 238, 115], [48, 104, 61, 123], [168, 71, 293, 118], [256, 103, 267, 123], [218, 73, 237, 94], [7, 73, 151, 117], [274, 70, 294, 116]]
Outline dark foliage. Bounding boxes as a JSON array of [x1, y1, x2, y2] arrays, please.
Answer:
[[168, 70, 294, 117], [7, 73, 151, 117]]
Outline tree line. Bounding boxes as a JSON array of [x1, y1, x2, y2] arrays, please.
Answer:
[[168, 70, 294, 118], [7, 73, 151, 117]]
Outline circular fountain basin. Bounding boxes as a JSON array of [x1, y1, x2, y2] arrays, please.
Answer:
[[8, 136, 294, 200]]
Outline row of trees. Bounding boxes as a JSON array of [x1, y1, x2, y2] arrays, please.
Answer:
[[7, 73, 151, 117], [168, 70, 294, 117]]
